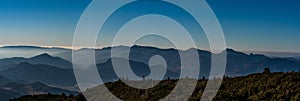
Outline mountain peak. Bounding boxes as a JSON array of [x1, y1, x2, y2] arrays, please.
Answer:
[[225, 48, 243, 53], [38, 53, 51, 56], [31, 53, 53, 59], [185, 47, 198, 51], [226, 48, 237, 52]]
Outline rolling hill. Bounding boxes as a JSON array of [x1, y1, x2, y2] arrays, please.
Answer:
[[93, 58, 179, 82], [1, 82, 78, 95], [0, 75, 10, 86], [0, 82, 78, 101], [12, 71, 300, 101], [0, 62, 77, 87], [0, 53, 72, 70]]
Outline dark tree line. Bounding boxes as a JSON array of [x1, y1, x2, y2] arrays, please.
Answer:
[[11, 69, 300, 101]]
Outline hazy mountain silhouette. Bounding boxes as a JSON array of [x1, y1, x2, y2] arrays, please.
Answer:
[[224, 49, 300, 75], [91, 58, 179, 82], [0, 45, 300, 83], [93, 46, 300, 76], [0, 46, 70, 59], [27, 45, 300, 76], [1, 45, 300, 100], [28, 53, 72, 69], [0, 46, 64, 49], [0, 53, 72, 70], [0, 62, 77, 87]]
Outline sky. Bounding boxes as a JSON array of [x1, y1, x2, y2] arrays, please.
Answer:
[[0, 0, 300, 52]]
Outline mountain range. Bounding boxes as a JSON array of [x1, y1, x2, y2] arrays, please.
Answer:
[[0, 62, 76, 87], [0, 46, 70, 59], [57, 45, 300, 75], [1, 45, 300, 100], [93, 58, 179, 82], [0, 53, 72, 70], [1, 45, 300, 78]]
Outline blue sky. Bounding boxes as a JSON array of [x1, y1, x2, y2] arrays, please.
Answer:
[[0, 0, 299, 52]]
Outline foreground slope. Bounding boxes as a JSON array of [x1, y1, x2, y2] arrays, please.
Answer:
[[0, 82, 78, 101], [12, 71, 300, 100]]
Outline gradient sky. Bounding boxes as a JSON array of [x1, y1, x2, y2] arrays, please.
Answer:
[[0, 0, 299, 52]]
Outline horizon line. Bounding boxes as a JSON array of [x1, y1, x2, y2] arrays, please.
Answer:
[[1, 44, 300, 53]]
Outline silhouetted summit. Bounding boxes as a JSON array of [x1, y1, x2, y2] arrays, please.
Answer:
[[0, 53, 72, 69]]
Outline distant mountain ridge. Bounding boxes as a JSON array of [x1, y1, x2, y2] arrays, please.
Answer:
[[0, 53, 72, 70], [0, 46, 66, 50], [0, 62, 77, 87], [1, 45, 300, 101], [52, 45, 300, 78], [2, 45, 300, 76], [1, 45, 300, 100], [0, 45, 300, 82], [93, 58, 179, 82], [0, 45, 70, 59]]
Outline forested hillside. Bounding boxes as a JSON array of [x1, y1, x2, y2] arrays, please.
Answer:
[[11, 70, 300, 101]]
